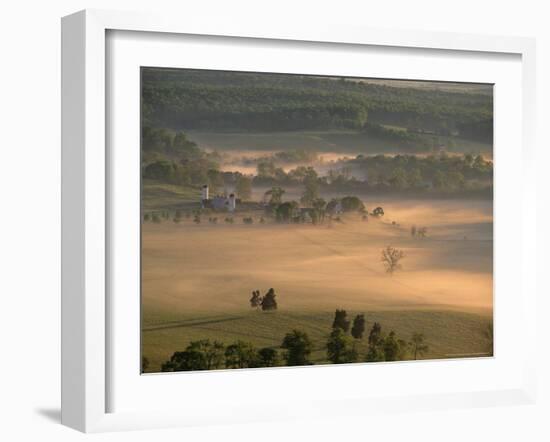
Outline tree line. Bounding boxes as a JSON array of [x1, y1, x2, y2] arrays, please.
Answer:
[[155, 309, 429, 373], [327, 309, 429, 363], [261, 189, 371, 225], [252, 152, 492, 194], [142, 126, 492, 198], [142, 67, 493, 141]]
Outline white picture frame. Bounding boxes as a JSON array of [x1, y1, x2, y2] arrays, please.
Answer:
[[61, 9, 538, 433]]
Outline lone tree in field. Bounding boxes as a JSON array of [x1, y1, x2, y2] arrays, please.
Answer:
[[381, 246, 405, 274], [326, 328, 358, 364], [332, 309, 350, 332], [281, 330, 313, 366], [372, 207, 385, 217], [261, 288, 278, 311], [351, 314, 366, 339], [410, 332, 429, 360], [411, 225, 417, 237], [250, 290, 262, 310]]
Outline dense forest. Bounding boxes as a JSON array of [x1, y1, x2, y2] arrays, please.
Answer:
[[141, 68, 493, 143]]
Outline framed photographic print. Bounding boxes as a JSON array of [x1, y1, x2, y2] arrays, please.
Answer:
[[61, 9, 538, 432]]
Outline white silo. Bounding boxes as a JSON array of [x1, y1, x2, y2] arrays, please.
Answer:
[[228, 193, 236, 212], [201, 185, 209, 201]]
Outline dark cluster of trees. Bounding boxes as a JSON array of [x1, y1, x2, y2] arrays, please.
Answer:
[[160, 330, 314, 372], [160, 339, 279, 371], [156, 309, 430, 372], [256, 166, 323, 206], [366, 325, 429, 362], [347, 152, 492, 193], [142, 68, 493, 143], [142, 127, 222, 189], [263, 189, 367, 225], [326, 311, 365, 363], [328, 309, 429, 364], [142, 126, 202, 159], [142, 127, 256, 200], [250, 288, 278, 311], [251, 152, 492, 195]]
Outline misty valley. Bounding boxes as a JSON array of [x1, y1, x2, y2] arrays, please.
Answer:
[[140, 68, 493, 373]]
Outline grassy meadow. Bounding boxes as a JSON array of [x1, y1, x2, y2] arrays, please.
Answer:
[[188, 129, 493, 158], [141, 197, 493, 372], [142, 310, 492, 372]]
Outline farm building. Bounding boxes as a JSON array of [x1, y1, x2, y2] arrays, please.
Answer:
[[201, 185, 237, 212]]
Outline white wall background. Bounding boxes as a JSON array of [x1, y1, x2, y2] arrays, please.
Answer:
[[0, 1, 548, 441]]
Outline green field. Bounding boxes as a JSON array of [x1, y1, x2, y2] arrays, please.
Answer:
[[142, 180, 200, 210], [188, 130, 492, 156], [142, 309, 492, 372]]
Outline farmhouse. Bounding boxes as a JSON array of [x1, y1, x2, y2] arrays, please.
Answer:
[[200, 185, 236, 212]]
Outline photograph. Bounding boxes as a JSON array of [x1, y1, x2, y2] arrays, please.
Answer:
[[140, 67, 494, 373]]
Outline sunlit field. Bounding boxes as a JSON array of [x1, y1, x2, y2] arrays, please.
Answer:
[[141, 198, 493, 372]]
